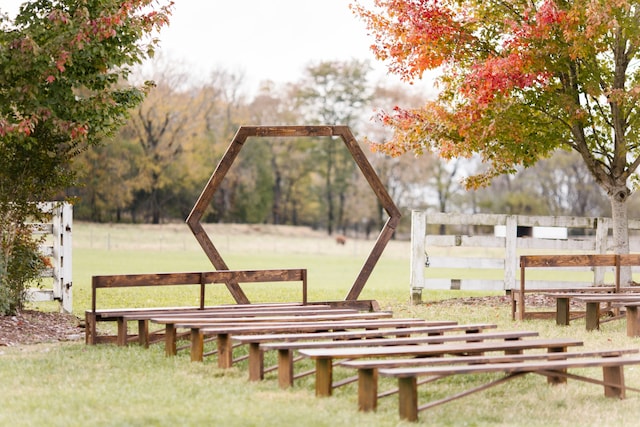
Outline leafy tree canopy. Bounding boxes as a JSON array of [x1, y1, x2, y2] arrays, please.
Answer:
[[0, 0, 173, 211], [352, 0, 640, 200]]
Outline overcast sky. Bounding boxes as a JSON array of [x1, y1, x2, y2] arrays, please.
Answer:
[[2, 1, 418, 91]]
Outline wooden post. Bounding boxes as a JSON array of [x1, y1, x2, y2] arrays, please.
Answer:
[[585, 302, 600, 331], [116, 318, 127, 346], [165, 324, 177, 357], [277, 349, 294, 389], [556, 297, 570, 326], [315, 358, 333, 397], [410, 210, 426, 304], [138, 320, 149, 348], [190, 328, 204, 362], [397, 376, 419, 422], [217, 333, 233, 368], [358, 368, 378, 412], [248, 343, 264, 381], [626, 305, 640, 337], [603, 365, 626, 398]]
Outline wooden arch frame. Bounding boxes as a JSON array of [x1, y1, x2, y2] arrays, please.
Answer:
[[186, 126, 401, 304]]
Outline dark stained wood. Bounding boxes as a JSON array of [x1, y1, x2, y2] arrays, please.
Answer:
[[379, 355, 640, 421], [516, 253, 640, 321], [300, 338, 583, 397], [87, 269, 309, 345], [186, 125, 401, 303]]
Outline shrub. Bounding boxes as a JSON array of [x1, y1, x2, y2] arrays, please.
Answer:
[[0, 222, 47, 316]]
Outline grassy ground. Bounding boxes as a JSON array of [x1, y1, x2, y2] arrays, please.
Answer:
[[3, 222, 640, 426]]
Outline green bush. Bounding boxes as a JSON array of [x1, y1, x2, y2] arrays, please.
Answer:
[[0, 223, 47, 315]]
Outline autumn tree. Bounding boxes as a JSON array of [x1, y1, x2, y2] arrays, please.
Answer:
[[353, 0, 640, 281], [0, 0, 172, 313], [293, 59, 373, 234]]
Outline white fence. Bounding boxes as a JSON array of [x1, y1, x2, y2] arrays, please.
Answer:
[[28, 202, 73, 313], [410, 211, 640, 303]]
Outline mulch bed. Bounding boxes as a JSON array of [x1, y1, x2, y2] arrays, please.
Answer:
[[0, 310, 84, 346]]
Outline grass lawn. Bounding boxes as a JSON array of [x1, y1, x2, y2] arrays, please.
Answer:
[[3, 222, 640, 426]]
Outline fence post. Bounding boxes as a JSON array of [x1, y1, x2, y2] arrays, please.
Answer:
[[504, 216, 518, 290], [54, 203, 73, 313], [410, 210, 426, 304], [594, 217, 610, 285]]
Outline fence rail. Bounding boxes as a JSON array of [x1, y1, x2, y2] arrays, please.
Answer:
[[410, 211, 640, 303]]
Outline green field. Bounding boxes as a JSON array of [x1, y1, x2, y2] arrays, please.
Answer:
[[3, 223, 640, 426]]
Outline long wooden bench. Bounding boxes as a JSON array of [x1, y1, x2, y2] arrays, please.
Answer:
[[260, 330, 539, 388], [86, 269, 309, 344], [378, 354, 640, 421], [298, 338, 584, 397], [116, 306, 360, 347], [232, 323, 498, 382], [342, 348, 640, 413], [513, 254, 640, 321], [572, 295, 640, 331], [176, 318, 449, 366]]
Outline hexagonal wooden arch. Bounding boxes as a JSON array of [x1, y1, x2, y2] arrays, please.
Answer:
[[186, 125, 401, 304]]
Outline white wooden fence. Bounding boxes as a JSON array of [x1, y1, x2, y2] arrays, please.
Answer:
[[28, 202, 73, 313], [410, 211, 640, 303]]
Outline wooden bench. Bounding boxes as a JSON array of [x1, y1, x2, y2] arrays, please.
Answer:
[[114, 306, 360, 347], [298, 338, 583, 397], [232, 323, 498, 382], [342, 348, 640, 413], [175, 318, 448, 366], [378, 354, 640, 421], [513, 254, 640, 321], [260, 330, 539, 388], [85, 269, 309, 344], [572, 295, 640, 331]]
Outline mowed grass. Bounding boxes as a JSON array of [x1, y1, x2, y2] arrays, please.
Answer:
[[2, 222, 640, 426]]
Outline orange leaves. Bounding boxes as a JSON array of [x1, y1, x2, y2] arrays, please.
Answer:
[[351, 0, 473, 81]]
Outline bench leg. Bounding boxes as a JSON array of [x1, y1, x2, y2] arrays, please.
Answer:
[[164, 324, 177, 356], [116, 318, 127, 346], [315, 358, 333, 397], [585, 302, 600, 331], [248, 343, 264, 381], [277, 349, 294, 388], [603, 366, 626, 398], [626, 306, 640, 337], [398, 376, 418, 422], [556, 298, 570, 326], [217, 333, 233, 368], [85, 312, 97, 345], [358, 368, 378, 412], [138, 320, 149, 348], [547, 346, 568, 384], [190, 328, 204, 362]]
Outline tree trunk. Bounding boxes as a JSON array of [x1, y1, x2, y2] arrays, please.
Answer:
[[610, 193, 631, 285]]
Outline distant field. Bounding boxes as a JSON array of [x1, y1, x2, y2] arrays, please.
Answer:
[[65, 222, 417, 314]]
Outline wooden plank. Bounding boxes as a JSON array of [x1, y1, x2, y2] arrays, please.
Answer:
[[520, 254, 618, 268]]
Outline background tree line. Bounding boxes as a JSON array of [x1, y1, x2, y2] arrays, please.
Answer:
[[67, 58, 631, 236]]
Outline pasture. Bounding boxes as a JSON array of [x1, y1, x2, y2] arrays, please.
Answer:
[[2, 222, 640, 426]]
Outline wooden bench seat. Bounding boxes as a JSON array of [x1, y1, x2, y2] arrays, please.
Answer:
[[378, 354, 640, 421], [232, 323, 498, 381], [86, 269, 310, 345], [572, 295, 640, 331], [341, 348, 640, 412], [258, 330, 539, 388], [171, 318, 449, 365], [298, 338, 583, 397], [113, 306, 361, 347]]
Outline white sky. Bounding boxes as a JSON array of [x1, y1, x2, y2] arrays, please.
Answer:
[[2, 0, 427, 92]]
